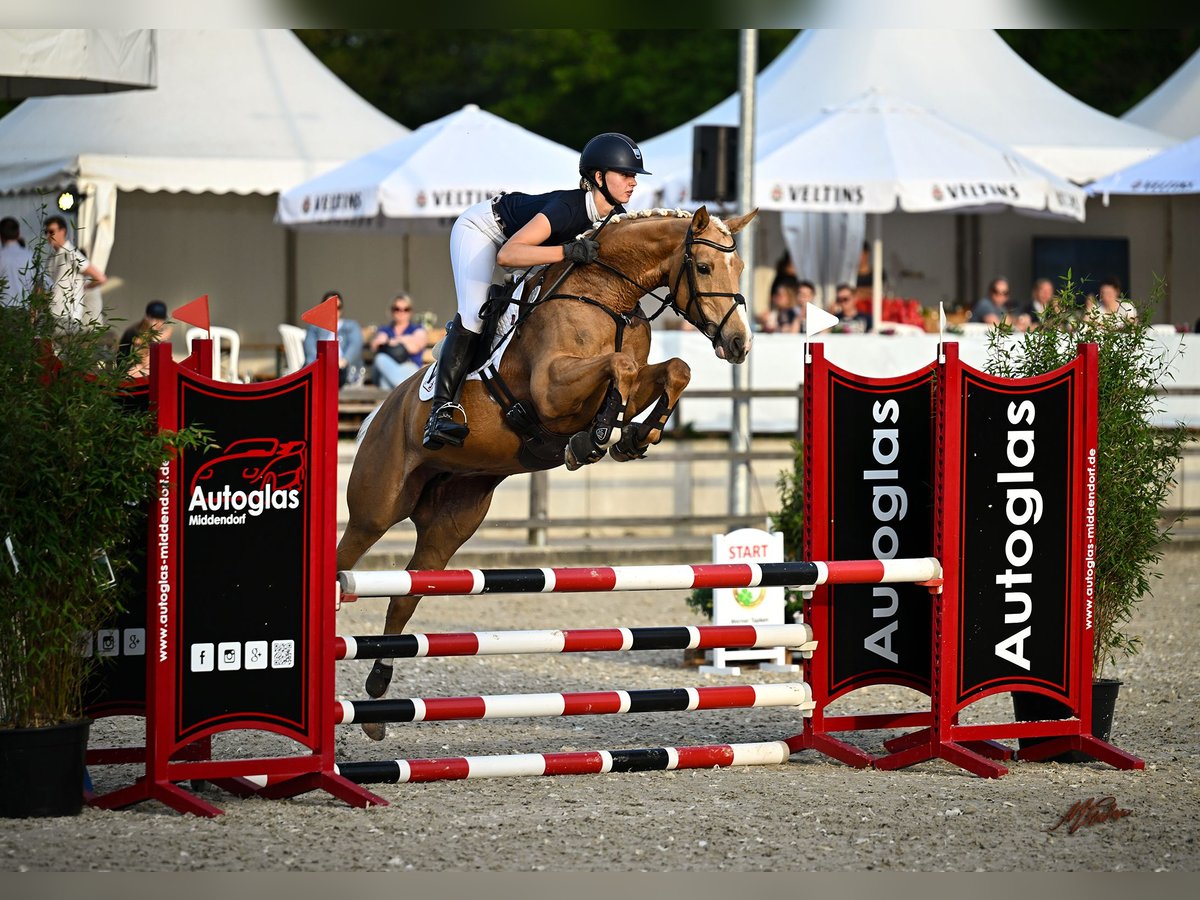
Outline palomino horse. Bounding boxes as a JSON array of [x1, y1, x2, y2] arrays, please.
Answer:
[[337, 205, 757, 738]]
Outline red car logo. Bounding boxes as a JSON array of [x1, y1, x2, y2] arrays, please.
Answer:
[[192, 438, 307, 493]]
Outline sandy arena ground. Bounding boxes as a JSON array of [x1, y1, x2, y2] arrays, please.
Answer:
[[1, 549, 1197, 873]]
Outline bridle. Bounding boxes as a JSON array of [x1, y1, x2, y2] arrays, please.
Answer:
[[663, 222, 747, 348], [533, 215, 748, 352]]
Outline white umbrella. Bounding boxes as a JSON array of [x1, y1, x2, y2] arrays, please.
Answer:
[[752, 89, 1087, 330], [1086, 136, 1197, 323], [277, 103, 579, 229], [1086, 135, 1198, 203]]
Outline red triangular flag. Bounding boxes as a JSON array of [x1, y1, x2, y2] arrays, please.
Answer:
[[173, 294, 211, 334], [301, 294, 339, 336]]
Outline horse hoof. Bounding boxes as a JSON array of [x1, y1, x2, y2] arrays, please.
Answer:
[[565, 431, 604, 471], [609, 442, 646, 463], [365, 661, 393, 698], [362, 721, 387, 742]]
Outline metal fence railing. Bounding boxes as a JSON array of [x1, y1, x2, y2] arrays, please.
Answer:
[[337, 385, 1196, 545]]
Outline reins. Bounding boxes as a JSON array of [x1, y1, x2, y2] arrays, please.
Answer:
[[525, 212, 748, 353]]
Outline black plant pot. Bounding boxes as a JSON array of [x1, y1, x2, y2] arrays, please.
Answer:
[[0, 718, 91, 817], [1012, 678, 1121, 763]]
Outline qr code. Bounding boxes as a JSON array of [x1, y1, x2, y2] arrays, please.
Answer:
[[271, 639, 295, 669]]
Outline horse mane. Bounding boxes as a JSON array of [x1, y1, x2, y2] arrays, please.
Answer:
[[541, 208, 732, 297], [579, 207, 734, 240]]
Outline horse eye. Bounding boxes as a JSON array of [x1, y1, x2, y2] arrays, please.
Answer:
[[695, 262, 712, 276]]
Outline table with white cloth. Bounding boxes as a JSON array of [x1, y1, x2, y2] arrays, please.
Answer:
[[648, 331, 1200, 433]]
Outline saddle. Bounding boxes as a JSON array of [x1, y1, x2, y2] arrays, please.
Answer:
[[420, 270, 633, 471]]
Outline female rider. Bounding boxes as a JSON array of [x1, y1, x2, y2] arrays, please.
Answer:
[[423, 132, 650, 450]]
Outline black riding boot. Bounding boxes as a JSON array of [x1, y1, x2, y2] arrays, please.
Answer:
[[422, 315, 482, 450]]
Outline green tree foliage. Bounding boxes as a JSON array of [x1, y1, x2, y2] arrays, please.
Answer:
[[0, 222, 208, 728], [296, 30, 1198, 147], [2, 30, 1196, 131], [999, 29, 1200, 118], [297, 29, 798, 148]]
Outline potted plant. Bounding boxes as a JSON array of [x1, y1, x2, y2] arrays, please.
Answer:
[[0, 226, 205, 816], [984, 273, 1187, 756]]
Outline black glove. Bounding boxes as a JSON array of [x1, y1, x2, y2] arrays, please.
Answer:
[[563, 237, 600, 264]]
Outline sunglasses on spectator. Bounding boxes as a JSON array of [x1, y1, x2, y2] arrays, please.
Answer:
[[392, 304, 411, 312]]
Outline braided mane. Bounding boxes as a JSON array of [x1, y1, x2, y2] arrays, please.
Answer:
[[579, 207, 733, 240]]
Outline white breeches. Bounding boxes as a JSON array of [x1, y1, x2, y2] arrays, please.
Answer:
[[450, 199, 507, 334]]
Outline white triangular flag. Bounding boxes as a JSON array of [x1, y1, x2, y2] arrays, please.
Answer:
[[806, 302, 840, 336]]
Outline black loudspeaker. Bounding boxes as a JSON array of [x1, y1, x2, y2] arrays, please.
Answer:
[[691, 125, 738, 203]]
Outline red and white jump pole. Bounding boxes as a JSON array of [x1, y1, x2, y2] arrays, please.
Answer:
[[336, 623, 816, 660], [334, 682, 813, 725], [337, 558, 943, 599], [244, 740, 798, 787]]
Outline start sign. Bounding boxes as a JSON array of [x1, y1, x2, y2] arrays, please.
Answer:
[[704, 529, 792, 674]]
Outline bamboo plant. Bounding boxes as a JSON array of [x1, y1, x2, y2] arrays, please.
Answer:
[[984, 273, 1187, 676], [0, 227, 206, 729]]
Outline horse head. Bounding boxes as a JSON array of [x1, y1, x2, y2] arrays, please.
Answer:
[[560, 207, 758, 364], [671, 206, 758, 364]]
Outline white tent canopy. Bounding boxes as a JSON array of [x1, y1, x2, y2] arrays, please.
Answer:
[[0, 29, 408, 272], [0, 29, 407, 198], [1122, 48, 1200, 140], [277, 103, 579, 229], [0, 29, 157, 99], [636, 28, 1176, 207]]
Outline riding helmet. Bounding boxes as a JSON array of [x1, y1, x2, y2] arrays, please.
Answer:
[[579, 133, 652, 179]]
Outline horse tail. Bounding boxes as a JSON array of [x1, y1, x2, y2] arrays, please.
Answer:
[[356, 404, 381, 446]]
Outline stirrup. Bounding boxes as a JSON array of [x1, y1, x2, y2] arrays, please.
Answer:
[[423, 402, 470, 450]]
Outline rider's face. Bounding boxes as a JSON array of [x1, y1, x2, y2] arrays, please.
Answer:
[[603, 170, 638, 204]]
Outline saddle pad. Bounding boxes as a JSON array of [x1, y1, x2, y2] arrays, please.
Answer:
[[418, 295, 524, 402]]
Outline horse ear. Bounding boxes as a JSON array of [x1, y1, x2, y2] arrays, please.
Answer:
[[691, 205, 710, 232], [722, 208, 759, 234]]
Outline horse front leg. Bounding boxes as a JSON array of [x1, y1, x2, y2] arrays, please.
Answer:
[[339, 455, 431, 704], [359, 473, 504, 741], [610, 357, 691, 462], [535, 351, 639, 471]]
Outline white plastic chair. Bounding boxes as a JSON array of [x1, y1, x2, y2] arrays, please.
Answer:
[[278, 323, 307, 375], [186, 326, 243, 382]]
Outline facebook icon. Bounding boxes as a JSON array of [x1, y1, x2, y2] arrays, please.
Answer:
[[191, 642, 215, 672]]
